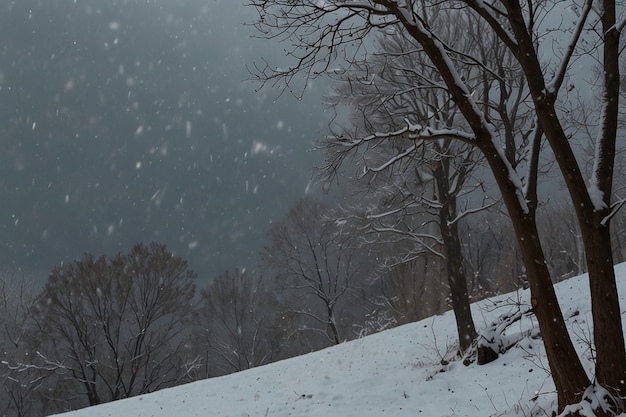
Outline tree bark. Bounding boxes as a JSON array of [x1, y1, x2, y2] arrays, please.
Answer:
[[498, 0, 625, 408], [481, 142, 591, 411], [443, 221, 477, 353], [582, 0, 626, 400], [327, 304, 341, 345], [507, 0, 626, 403], [585, 217, 626, 399]]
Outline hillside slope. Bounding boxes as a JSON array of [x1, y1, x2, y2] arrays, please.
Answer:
[[56, 263, 626, 417]]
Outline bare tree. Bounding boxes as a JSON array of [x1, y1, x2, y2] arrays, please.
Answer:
[[250, 0, 625, 413], [317, 16, 532, 353], [27, 243, 198, 412], [197, 269, 281, 377], [0, 269, 43, 417], [263, 197, 364, 346]]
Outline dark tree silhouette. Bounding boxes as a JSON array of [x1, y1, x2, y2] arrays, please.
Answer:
[[197, 269, 281, 376], [28, 242, 198, 412], [263, 197, 362, 346]]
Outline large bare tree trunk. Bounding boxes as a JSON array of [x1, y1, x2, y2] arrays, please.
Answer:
[[433, 162, 477, 352], [586, 222, 626, 398], [501, 0, 625, 408], [582, 0, 626, 399], [442, 220, 476, 352], [508, 0, 626, 402]]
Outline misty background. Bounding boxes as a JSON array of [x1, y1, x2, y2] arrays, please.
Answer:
[[0, 0, 330, 282]]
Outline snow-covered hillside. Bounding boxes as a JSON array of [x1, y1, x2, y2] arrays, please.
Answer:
[[55, 264, 626, 417]]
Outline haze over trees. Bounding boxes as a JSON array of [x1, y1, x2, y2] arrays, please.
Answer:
[[195, 269, 282, 377], [24, 243, 198, 413], [318, 16, 530, 353], [262, 198, 366, 347], [0, 0, 324, 282], [0, 244, 199, 416]]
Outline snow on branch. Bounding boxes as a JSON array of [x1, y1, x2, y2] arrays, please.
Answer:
[[557, 384, 622, 417], [447, 199, 498, 226], [587, 179, 608, 212], [328, 119, 474, 149], [367, 144, 417, 173], [370, 226, 444, 256], [363, 200, 442, 220], [601, 198, 626, 226]]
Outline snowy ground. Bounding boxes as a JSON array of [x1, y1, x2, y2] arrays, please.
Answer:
[[55, 263, 626, 417]]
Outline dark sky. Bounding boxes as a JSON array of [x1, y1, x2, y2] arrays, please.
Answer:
[[0, 0, 329, 283]]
